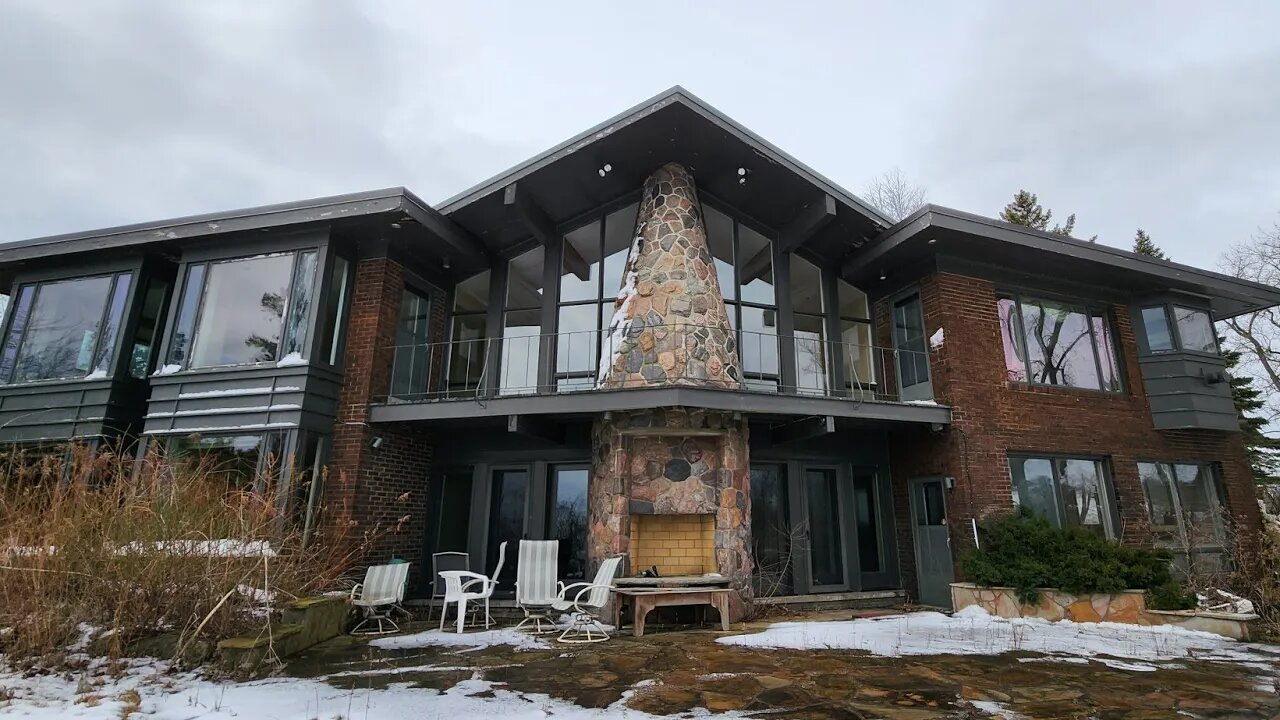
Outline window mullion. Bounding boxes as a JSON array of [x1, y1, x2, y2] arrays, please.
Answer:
[[1084, 306, 1107, 391]]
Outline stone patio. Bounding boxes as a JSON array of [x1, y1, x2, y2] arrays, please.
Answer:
[[285, 611, 1280, 719]]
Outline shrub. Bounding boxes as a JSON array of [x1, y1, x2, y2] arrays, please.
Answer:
[[1147, 580, 1198, 611], [959, 512, 1174, 604], [0, 441, 392, 669]]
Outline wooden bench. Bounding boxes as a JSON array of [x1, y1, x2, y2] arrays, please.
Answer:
[[612, 588, 732, 637]]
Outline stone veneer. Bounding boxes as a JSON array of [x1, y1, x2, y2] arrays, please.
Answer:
[[598, 163, 740, 389], [589, 408, 752, 619], [950, 582, 1147, 623]]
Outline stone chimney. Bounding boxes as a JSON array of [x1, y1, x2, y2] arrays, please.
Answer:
[[598, 163, 741, 389]]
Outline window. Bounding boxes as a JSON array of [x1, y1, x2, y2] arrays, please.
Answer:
[[130, 277, 170, 378], [390, 288, 432, 399], [168, 250, 318, 370], [1140, 305, 1217, 355], [447, 271, 489, 396], [838, 280, 875, 396], [703, 203, 778, 391], [999, 293, 1122, 391], [791, 256, 827, 395], [1137, 462, 1228, 572], [556, 203, 638, 390], [167, 432, 285, 493], [318, 255, 351, 366], [0, 272, 133, 383], [892, 293, 932, 400], [1009, 455, 1115, 537], [501, 247, 544, 395]]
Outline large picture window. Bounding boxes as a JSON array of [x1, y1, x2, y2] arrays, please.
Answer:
[[1137, 462, 1228, 573], [0, 272, 133, 384], [167, 250, 317, 370], [1139, 304, 1218, 355], [556, 202, 639, 390], [704, 203, 778, 391], [998, 294, 1122, 391], [447, 270, 490, 396], [1009, 454, 1115, 538], [390, 288, 433, 399]]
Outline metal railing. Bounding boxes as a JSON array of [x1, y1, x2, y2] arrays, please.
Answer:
[[382, 323, 929, 404]]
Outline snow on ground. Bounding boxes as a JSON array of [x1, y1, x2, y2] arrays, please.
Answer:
[[719, 606, 1280, 671], [369, 626, 551, 652], [0, 661, 712, 720]]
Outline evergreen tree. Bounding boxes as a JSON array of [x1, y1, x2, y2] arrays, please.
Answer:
[[1133, 229, 1167, 259], [1222, 342, 1280, 483], [1000, 190, 1093, 239]]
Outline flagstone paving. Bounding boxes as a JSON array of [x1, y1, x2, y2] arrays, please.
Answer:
[[287, 613, 1280, 719]]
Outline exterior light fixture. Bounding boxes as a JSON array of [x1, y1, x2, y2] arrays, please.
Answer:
[[598, 163, 613, 177], [879, 270, 887, 281], [390, 222, 401, 230], [370, 436, 385, 449]]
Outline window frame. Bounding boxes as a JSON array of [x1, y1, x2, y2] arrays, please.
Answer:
[[389, 285, 435, 400], [0, 270, 135, 385], [998, 291, 1125, 393], [1007, 452, 1119, 538], [164, 243, 322, 373], [1135, 460, 1229, 569], [1138, 303, 1220, 357]]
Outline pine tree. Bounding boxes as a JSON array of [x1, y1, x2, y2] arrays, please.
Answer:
[[1133, 229, 1167, 259], [1000, 190, 1092, 239], [1222, 342, 1280, 483]]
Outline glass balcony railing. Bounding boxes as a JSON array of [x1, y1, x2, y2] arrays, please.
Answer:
[[383, 324, 929, 404]]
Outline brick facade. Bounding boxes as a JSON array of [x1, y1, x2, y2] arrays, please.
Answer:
[[326, 251, 444, 590], [882, 271, 1263, 600]]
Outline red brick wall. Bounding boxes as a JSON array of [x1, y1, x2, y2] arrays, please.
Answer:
[[326, 252, 445, 590], [882, 272, 1262, 599]]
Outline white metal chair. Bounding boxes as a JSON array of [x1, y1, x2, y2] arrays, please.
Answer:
[[513, 539, 560, 634], [552, 555, 623, 644], [350, 562, 411, 635], [426, 551, 470, 621], [439, 541, 506, 634]]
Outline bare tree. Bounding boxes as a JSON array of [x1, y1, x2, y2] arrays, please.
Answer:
[[1220, 217, 1280, 425], [863, 168, 928, 223]]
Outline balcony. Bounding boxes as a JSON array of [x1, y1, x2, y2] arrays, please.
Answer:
[[370, 324, 948, 428]]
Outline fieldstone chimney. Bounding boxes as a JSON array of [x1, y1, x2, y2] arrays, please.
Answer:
[[598, 163, 741, 389]]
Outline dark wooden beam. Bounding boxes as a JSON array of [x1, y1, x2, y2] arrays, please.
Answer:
[[507, 414, 564, 444], [399, 195, 489, 265], [778, 194, 837, 254], [769, 415, 835, 445], [505, 183, 589, 280]]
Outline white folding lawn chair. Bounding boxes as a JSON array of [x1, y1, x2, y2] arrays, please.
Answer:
[[552, 554, 623, 644], [513, 539, 559, 634], [349, 562, 411, 635]]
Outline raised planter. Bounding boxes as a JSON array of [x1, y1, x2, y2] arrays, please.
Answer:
[[216, 595, 351, 673], [950, 582, 1146, 623], [950, 583, 1259, 640]]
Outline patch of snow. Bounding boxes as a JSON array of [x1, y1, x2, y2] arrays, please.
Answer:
[[116, 539, 276, 558], [970, 699, 1025, 718], [902, 399, 939, 406], [142, 421, 295, 435], [177, 387, 274, 399], [275, 352, 307, 367], [695, 672, 741, 681], [718, 607, 1280, 669], [83, 369, 109, 381], [929, 327, 945, 350], [369, 627, 551, 652], [153, 364, 183, 376], [597, 270, 638, 385]]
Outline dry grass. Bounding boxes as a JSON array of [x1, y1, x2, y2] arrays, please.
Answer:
[[0, 440, 381, 669]]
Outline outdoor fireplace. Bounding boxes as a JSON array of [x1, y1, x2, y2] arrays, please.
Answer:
[[586, 162, 753, 617]]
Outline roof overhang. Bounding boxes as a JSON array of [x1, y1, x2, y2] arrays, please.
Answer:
[[438, 86, 891, 262], [0, 187, 490, 287], [843, 205, 1280, 318]]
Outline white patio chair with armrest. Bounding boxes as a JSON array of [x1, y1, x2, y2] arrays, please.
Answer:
[[350, 562, 411, 635], [513, 539, 560, 635], [552, 554, 623, 644], [426, 551, 470, 622], [439, 541, 506, 634]]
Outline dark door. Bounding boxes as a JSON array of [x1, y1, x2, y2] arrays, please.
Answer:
[[546, 465, 589, 582], [802, 467, 850, 592], [909, 476, 954, 607], [486, 468, 528, 585], [749, 464, 792, 596]]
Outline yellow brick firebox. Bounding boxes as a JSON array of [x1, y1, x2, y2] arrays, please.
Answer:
[[629, 514, 717, 577]]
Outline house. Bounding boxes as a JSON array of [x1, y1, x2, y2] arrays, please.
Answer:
[[0, 87, 1274, 612]]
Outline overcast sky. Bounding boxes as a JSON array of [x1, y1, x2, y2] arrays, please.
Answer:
[[2, 1, 1278, 272]]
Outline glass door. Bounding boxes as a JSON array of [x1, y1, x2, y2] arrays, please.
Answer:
[[803, 467, 849, 592], [749, 464, 792, 596], [487, 468, 528, 585], [546, 465, 589, 581]]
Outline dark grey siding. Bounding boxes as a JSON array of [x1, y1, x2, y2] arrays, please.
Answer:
[[1137, 354, 1237, 431], [0, 379, 147, 444], [142, 365, 343, 437]]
